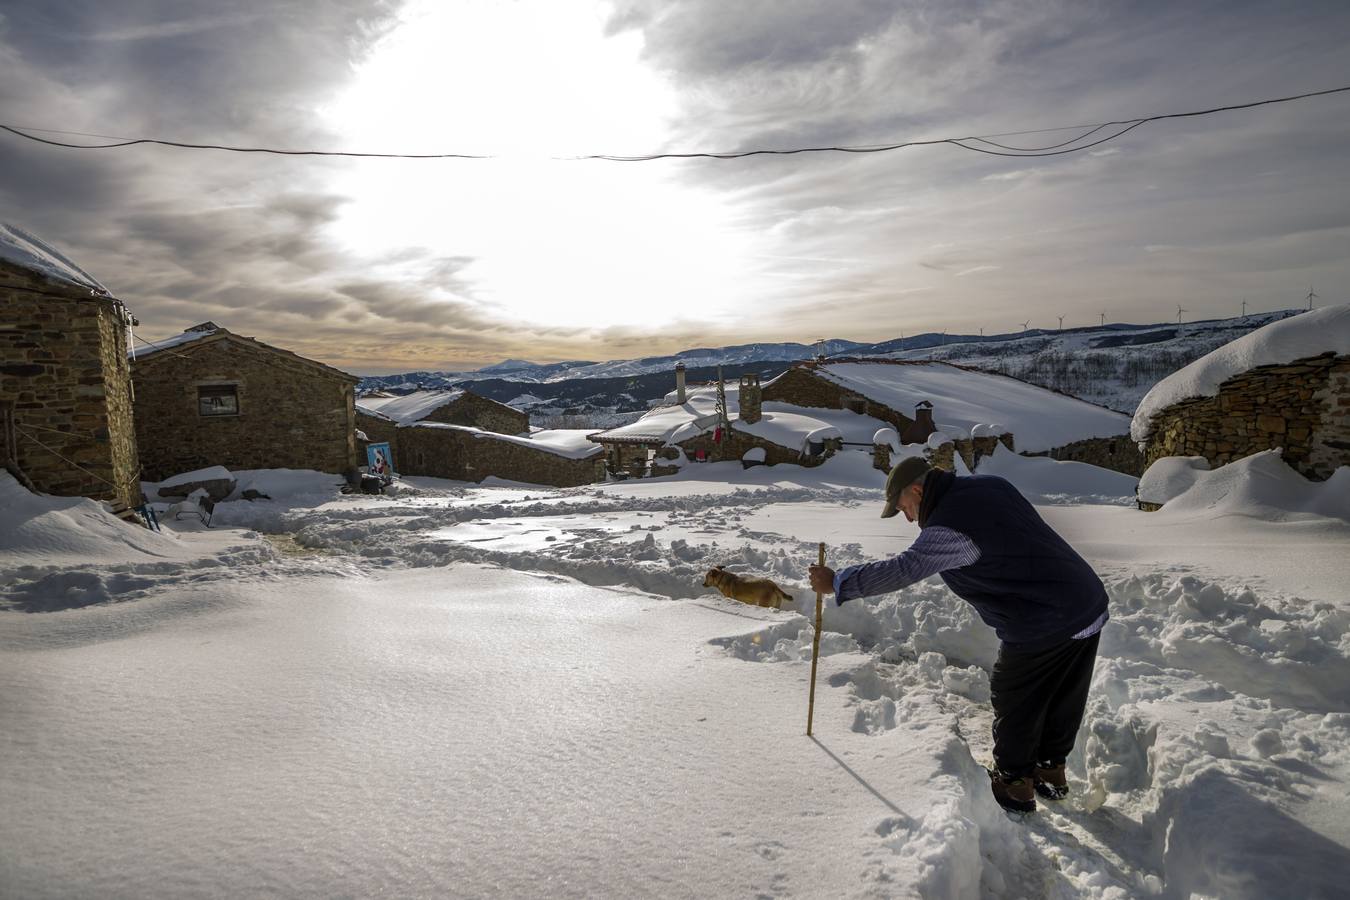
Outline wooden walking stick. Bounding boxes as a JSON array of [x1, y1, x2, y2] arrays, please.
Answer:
[[806, 541, 825, 736]]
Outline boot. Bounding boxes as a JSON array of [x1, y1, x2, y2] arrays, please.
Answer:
[[989, 769, 1036, 813], [1034, 762, 1069, 800]]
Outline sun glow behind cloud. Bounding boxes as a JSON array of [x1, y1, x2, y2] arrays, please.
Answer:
[[319, 0, 760, 333]]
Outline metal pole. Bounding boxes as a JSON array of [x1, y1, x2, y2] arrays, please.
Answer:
[[806, 541, 825, 736]]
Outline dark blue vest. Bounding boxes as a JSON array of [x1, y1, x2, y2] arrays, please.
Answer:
[[920, 470, 1108, 651]]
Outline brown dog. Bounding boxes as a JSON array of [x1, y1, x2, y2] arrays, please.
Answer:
[[702, 565, 793, 610]]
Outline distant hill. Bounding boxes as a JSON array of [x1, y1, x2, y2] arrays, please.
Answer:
[[357, 310, 1307, 425]]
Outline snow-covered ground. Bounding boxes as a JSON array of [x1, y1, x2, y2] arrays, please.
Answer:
[[2, 449, 1348, 898]]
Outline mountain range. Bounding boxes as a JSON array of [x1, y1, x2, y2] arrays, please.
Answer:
[[358, 310, 1307, 425]]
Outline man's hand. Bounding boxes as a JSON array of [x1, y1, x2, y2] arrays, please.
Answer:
[[808, 564, 835, 595]]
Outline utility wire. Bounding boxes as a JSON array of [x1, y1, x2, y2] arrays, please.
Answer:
[[1, 84, 1347, 163]]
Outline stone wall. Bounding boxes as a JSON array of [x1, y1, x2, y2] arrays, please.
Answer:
[[394, 425, 603, 487], [1310, 359, 1350, 477], [424, 392, 528, 435], [1023, 434, 1143, 475], [356, 410, 401, 458], [133, 337, 357, 481], [676, 425, 836, 469], [762, 365, 916, 434], [598, 441, 655, 479], [1, 265, 140, 508], [1140, 352, 1349, 480]]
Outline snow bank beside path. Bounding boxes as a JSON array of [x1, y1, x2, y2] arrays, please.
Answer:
[[1152, 450, 1350, 522], [1132, 304, 1350, 441], [0, 472, 183, 567], [0, 472, 283, 613]]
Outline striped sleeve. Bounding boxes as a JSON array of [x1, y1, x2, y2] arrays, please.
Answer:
[[833, 526, 981, 605]]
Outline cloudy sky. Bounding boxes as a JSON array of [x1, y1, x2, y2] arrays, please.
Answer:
[[2, 1, 1348, 374]]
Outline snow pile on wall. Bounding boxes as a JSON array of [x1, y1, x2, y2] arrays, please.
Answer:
[[521, 429, 605, 459], [973, 447, 1139, 504], [1153, 449, 1350, 522], [1132, 304, 1350, 441], [159, 465, 234, 490], [1137, 455, 1211, 505]]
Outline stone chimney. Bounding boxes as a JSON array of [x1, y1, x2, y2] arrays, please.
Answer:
[[900, 400, 937, 444], [739, 373, 762, 424], [675, 362, 687, 404]]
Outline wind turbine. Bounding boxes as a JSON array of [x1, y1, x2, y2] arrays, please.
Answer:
[[1099, 312, 1106, 327], [1019, 320, 1031, 332], [1241, 299, 1247, 318], [1307, 286, 1318, 310], [1176, 305, 1187, 324], [1057, 315, 1065, 331]]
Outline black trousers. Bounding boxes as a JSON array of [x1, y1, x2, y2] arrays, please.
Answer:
[[990, 631, 1100, 777]]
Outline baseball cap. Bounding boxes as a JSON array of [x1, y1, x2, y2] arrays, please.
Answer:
[[880, 457, 931, 518]]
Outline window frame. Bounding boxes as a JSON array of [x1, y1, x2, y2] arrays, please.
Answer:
[[197, 384, 240, 418]]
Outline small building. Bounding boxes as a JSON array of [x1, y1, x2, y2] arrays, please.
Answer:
[[588, 375, 841, 478], [355, 388, 531, 473], [356, 388, 527, 444], [1132, 305, 1350, 481], [384, 424, 604, 487], [762, 358, 1140, 474], [0, 224, 141, 509], [131, 323, 359, 481]]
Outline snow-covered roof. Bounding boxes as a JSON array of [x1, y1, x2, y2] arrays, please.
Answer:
[[522, 429, 605, 459], [130, 326, 358, 383], [413, 422, 601, 459], [591, 386, 727, 444], [736, 413, 841, 454], [803, 361, 1130, 453], [357, 389, 467, 424], [591, 385, 841, 452], [130, 329, 216, 359], [0, 222, 110, 295], [1131, 305, 1350, 441]]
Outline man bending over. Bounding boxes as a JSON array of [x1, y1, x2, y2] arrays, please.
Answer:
[[808, 457, 1108, 814]]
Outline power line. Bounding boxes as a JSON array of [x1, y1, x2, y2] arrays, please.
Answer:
[[1, 84, 1347, 163]]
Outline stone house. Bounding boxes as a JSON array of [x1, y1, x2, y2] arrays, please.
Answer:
[[763, 358, 1142, 475], [355, 388, 530, 473], [1131, 306, 1350, 483], [357, 389, 528, 436], [589, 374, 841, 478], [1135, 351, 1350, 480], [0, 224, 141, 510], [131, 323, 359, 481], [379, 423, 604, 487]]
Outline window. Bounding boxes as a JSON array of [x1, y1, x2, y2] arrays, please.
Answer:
[[198, 385, 239, 417]]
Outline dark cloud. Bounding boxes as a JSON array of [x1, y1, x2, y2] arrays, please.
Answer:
[[3, 0, 1349, 371]]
